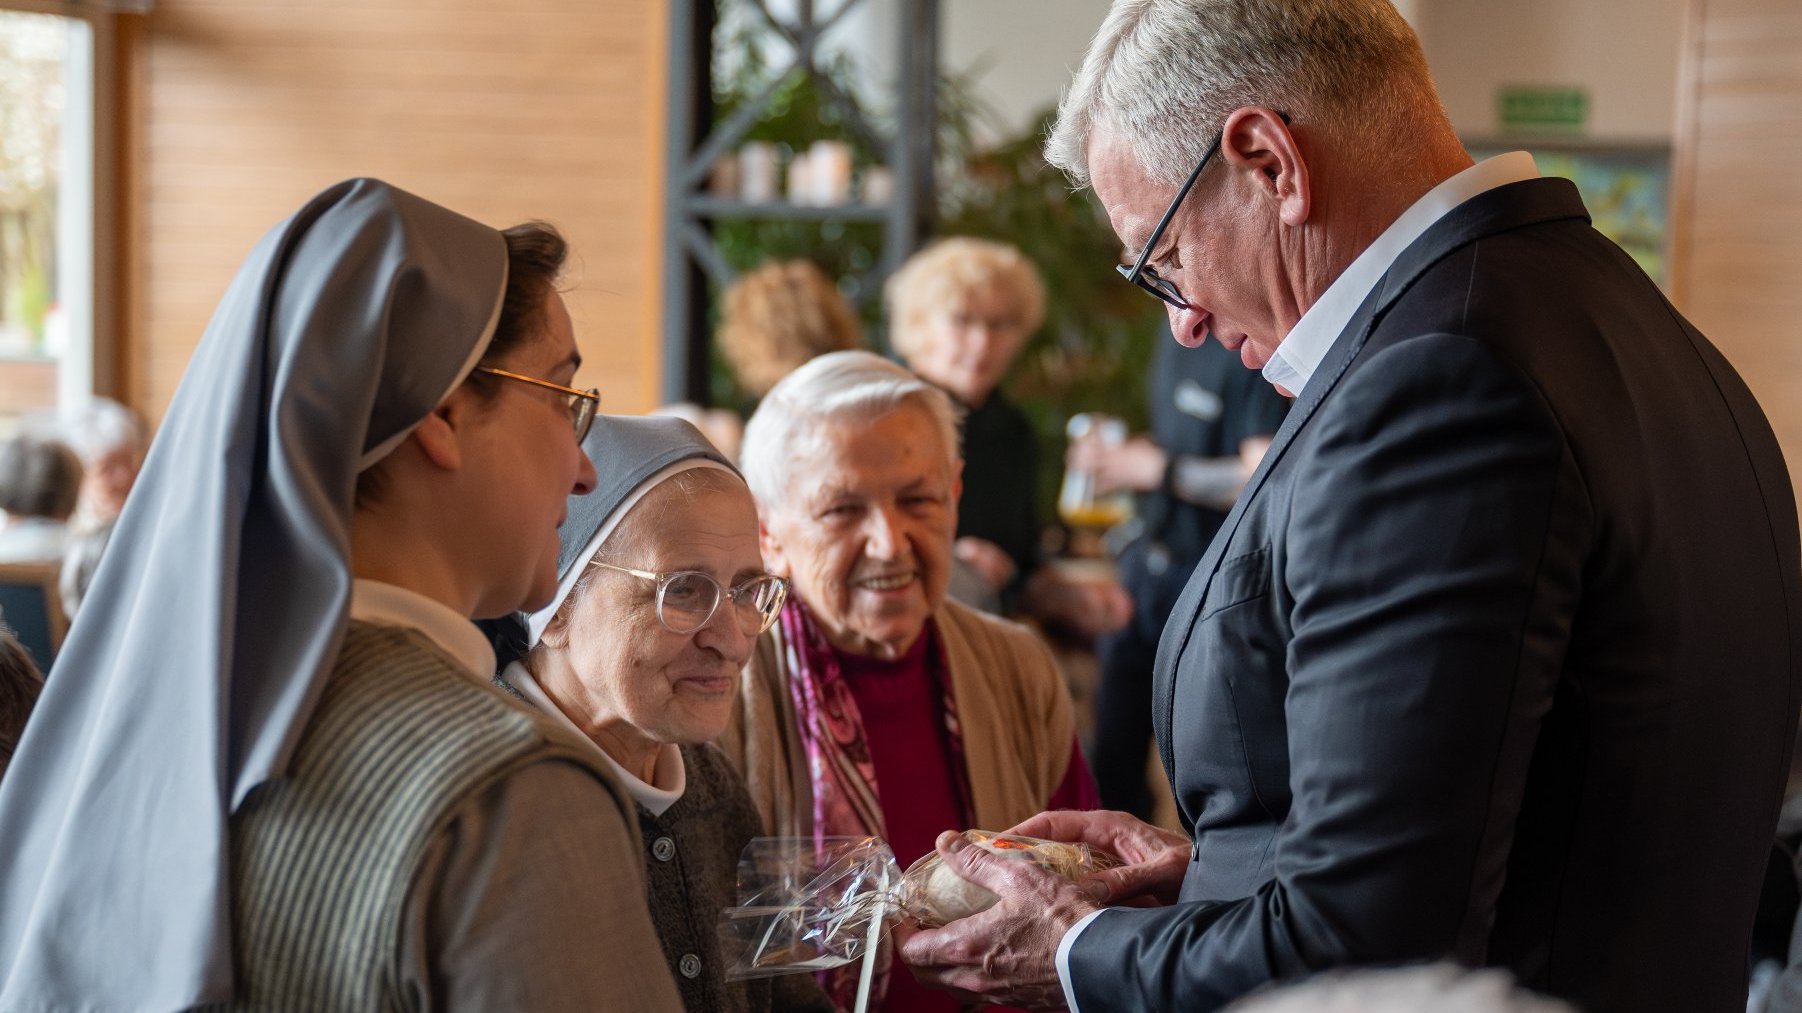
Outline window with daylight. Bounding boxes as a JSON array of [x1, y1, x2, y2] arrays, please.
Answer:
[[0, 7, 95, 415]]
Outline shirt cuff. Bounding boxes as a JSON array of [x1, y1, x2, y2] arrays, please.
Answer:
[[1056, 907, 1111, 1013]]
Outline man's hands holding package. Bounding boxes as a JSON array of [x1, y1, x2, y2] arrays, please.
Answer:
[[894, 811, 1190, 1009]]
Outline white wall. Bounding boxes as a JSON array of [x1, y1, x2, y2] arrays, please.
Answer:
[[940, 0, 1112, 144], [743, 0, 901, 111], [939, 0, 1683, 146], [1415, 0, 1685, 142]]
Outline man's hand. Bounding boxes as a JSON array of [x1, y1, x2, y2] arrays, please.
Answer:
[[894, 830, 1104, 1010], [1010, 809, 1190, 907]]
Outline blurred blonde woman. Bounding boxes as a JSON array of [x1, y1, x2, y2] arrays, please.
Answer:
[[887, 237, 1130, 636]]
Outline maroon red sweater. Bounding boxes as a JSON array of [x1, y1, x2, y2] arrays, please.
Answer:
[[840, 630, 1099, 1013]]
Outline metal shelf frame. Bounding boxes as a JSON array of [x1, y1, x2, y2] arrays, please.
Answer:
[[661, 0, 940, 403]]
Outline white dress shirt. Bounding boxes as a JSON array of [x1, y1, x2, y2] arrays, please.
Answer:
[[1058, 150, 1542, 1013], [1260, 152, 1541, 396], [0, 516, 68, 565]]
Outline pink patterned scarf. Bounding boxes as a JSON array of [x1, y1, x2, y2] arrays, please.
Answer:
[[778, 599, 972, 1009]]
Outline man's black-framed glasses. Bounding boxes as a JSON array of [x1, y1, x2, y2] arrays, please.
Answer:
[[589, 561, 789, 636], [1115, 133, 1223, 309], [475, 366, 601, 442]]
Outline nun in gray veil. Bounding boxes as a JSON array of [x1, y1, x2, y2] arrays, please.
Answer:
[[0, 178, 682, 1011], [493, 414, 831, 1013]]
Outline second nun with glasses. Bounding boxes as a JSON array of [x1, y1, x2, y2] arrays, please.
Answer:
[[493, 414, 833, 1013]]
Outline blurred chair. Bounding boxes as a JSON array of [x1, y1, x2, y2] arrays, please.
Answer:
[[0, 563, 66, 671]]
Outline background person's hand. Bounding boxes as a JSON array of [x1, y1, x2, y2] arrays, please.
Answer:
[[1067, 434, 1167, 496], [1024, 568, 1133, 637], [954, 536, 1018, 590], [894, 830, 1100, 1010], [1238, 434, 1274, 480], [1010, 809, 1191, 907]]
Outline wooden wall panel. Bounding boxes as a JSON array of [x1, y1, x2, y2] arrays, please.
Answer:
[[122, 0, 669, 419], [1671, 0, 1802, 508]]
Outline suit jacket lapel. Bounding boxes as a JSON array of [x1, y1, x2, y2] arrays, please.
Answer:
[[1150, 280, 1384, 820]]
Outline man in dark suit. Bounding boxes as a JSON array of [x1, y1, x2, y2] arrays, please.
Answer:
[[895, 2, 1802, 1011]]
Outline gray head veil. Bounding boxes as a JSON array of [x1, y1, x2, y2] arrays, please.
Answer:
[[522, 415, 737, 646], [0, 179, 507, 1010]]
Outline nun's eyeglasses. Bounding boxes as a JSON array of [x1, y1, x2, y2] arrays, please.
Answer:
[[475, 366, 601, 442], [589, 561, 789, 636]]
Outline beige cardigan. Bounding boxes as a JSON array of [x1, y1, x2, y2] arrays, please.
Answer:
[[719, 597, 1078, 840]]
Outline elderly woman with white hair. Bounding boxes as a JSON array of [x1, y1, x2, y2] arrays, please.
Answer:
[[886, 237, 1132, 636], [493, 414, 832, 1013], [723, 350, 1099, 1013], [55, 397, 147, 528]]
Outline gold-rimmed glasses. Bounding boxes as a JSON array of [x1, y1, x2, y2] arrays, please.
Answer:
[[475, 366, 600, 442], [590, 561, 789, 636]]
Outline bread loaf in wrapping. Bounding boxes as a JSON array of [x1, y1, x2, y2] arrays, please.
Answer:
[[902, 830, 1119, 928]]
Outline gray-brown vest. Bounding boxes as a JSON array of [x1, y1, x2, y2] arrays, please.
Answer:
[[206, 621, 629, 1011]]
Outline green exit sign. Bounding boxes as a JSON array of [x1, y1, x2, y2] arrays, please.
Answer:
[[1498, 86, 1588, 132]]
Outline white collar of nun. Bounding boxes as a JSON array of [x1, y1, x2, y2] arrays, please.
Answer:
[[502, 660, 687, 816], [349, 578, 496, 680]]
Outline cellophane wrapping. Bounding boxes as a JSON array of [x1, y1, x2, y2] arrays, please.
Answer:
[[719, 830, 1119, 979]]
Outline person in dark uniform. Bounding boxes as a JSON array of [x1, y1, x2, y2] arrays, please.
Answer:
[[1070, 329, 1287, 818]]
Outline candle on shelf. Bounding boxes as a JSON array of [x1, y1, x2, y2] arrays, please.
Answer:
[[786, 152, 813, 206], [859, 166, 894, 205], [808, 140, 854, 206], [739, 141, 779, 203]]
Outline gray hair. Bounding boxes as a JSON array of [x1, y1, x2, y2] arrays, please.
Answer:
[[55, 398, 147, 466], [1225, 965, 1574, 1013], [1046, 0, 1440, 187], [740, 350, 962, 513]]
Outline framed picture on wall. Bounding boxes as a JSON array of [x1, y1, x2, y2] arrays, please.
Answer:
[[1465, 138, 1672, 291]]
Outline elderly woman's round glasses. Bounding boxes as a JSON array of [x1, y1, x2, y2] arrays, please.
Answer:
[[589, 561, 789, 636], [475, 366, 601, 442]]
